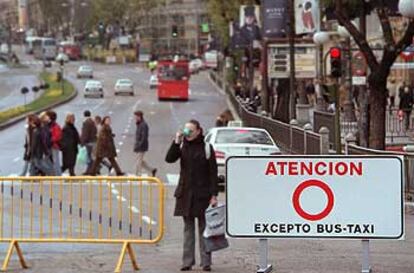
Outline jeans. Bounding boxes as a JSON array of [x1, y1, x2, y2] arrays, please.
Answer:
[[51, 148, 61, 176], [30, 157, 55, 176]]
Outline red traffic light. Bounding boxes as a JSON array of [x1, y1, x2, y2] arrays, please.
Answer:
[[330, 47, 341, 59]]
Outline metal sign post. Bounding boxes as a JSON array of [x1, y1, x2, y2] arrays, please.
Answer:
[[257, 239, 272, 273], [361, 239, 371, 273]]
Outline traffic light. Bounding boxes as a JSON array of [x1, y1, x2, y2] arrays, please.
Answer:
[[172, 25, 178, 38], [330, 47, 342, 78]]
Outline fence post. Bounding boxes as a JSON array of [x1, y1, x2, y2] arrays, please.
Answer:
[[290, 119, 299, 154], [344, 133, 357, 155], [319, 126, 330, 154], [303, 123, 313, 155]]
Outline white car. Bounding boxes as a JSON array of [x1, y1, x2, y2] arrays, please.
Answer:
[[149, 74, 158, 89], [189, 58, 203, 74], [77, 65, 93, 79], [205, 127, 281, 188], [84, 80, 104, 98], [114, 79, 134, 96], [55, 52, 69, 63]]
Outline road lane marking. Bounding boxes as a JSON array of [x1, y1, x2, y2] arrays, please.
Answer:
[[13, 157, 20, 163], [92, 100, 105, 110], [150, 111, 156, 115], [142, 216, 157, 225], [111, 189, 119, 195], [122, 135, 126, 139], [109, 111, 113, 115], [116, 195, 127, 202], [133, 99, 142, 110], [118, 142, 123, 146], [129, 206, 140, 213], [116, 149, 120, 153]]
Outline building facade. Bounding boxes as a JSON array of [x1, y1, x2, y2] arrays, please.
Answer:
[[137, 0, 210, 56]]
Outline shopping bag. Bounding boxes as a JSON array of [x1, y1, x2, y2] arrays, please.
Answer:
[[203, 203, 226, 238], [76, 146, 87, 165], [204, 234, 229, 252]]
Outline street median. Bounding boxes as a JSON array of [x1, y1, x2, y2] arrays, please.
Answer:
[[0, 72, 77, 130]]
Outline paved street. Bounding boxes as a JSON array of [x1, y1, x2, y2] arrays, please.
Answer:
[[0, 68, 41, 111]]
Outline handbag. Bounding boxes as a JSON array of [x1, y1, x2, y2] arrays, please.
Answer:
[[203, 203, 226, 238], [204, 234, 229, 252]]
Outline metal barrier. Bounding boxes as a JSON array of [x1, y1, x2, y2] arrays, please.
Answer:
[[0, 176, 165, 273], [346, 144, 414, 198], [210, 71, 323, 154]]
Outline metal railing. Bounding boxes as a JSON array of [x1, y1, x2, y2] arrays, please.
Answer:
[[210, 72, 324, 154], [0, 176, 165, 273], [346, 144, 414, 198]]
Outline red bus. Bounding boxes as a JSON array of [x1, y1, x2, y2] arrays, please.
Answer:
[[157, 60, 189, 101]]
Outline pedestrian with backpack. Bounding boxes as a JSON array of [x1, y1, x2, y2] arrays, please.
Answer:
[[29, 115, 54, 176], [165, 119, 218, 272], [47, 110, 62, 176]]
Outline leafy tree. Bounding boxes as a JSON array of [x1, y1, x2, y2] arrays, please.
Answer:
[[322, 0, 414, 149]]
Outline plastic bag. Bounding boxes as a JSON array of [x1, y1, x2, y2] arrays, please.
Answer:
[[76, 146, 87, 165], [204, 234, 229, 252], [203, 203, 226, 238]]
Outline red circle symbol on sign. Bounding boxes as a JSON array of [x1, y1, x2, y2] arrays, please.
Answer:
[[292, 179, 335, 221]]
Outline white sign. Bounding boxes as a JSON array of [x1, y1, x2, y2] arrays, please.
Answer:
[[268, 44, 317, 79], [352, 76, 367, 85], [226, 156, 404, 239]]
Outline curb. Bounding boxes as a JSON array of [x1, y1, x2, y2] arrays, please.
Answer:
[[0, 78, 78, 130]]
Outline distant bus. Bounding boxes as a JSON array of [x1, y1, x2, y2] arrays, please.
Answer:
[[24, 36, 41, 54], [33, 38, 57, 60], [157, 60, 190, 101]]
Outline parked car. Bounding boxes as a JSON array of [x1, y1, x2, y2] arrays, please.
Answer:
[[114, 78, 134, 96], [149, 74, 158, 89], [205, 126, 281, 189], [77, 65, 93, 78], [84, 80, 103, 98]]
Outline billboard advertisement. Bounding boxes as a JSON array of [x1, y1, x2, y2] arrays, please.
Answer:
[[295, 0, 319, 34], [262, 0, 288, 38]]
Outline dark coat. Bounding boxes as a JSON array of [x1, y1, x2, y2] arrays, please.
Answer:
[[165, 135, 218, 217], [61, 123, 80, 168], [30, 126, 50, 159], [80, 118, 97, 145], [96, 124, 117, 158], [400, 92, 413, 111], [134, 120, 149, 152]]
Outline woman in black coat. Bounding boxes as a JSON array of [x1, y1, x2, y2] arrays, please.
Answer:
[[165, 119, 218, 272], [61, 113, 80, 176]]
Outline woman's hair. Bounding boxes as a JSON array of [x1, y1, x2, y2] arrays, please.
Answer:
[[27, 114, 37, 124], [102, 116, 111, 125], [65, 113, 75, 124], [188, 119, 203, 134], [33, 115, 41, 127]]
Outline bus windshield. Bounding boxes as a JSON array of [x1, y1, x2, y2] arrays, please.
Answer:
[[158, 64, 188, 81]]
